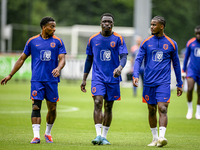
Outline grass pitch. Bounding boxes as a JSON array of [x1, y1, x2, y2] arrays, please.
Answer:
[[0, 80, 199, 150]]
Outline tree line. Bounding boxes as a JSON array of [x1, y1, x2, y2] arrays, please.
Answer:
[[2, 0, 200, 53]]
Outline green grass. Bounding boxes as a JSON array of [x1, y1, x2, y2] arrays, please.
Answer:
[[0, 80, 199, 150]]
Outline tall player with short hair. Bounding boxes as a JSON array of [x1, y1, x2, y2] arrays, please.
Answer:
[[1, 16, 67, 144], [182, 25, 200, 119], [80, 13, 128, 145], [133, 16, 183, 147]]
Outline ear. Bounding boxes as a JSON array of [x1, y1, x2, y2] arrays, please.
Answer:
[[160, 24, 164, 30]]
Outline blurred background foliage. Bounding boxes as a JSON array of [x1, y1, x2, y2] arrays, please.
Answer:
[[2, 0, 200, 52]]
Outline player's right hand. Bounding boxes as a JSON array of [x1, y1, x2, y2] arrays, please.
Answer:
[[133, 77, 139, 87], [1, 75, 12, 85], [181, 72, 186, 80], [80, 80, 87, 93]]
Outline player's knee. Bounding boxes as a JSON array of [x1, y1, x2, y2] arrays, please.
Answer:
[[31, 109, 41, 117], [31, 100, 42, 117], [148, 105, 157, 115], [32, 100, 42, 110], [49, 105, 56, 113], [104, 102, 113, 113], [149, 108, 156, 116], [94, 100, 103, 110], [159, 106, 167, 114]]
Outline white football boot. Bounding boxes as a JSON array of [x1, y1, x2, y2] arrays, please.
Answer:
[[157, 137, 168, 147], [148, 138, 158, 146]]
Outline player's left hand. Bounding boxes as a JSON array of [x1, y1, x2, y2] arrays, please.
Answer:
[[177, 87, 183, 97], [52, 68, 60, 77], [113, 65, 123, 78], [81, 80, 87, 93]]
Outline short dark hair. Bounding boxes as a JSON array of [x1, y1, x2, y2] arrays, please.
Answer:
[[195, 25, 200, 30], [40, 16, 55, 29], [152, 16, 166, 28], [101, 13, 114, 21]]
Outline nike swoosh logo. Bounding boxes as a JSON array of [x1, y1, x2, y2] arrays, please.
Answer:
[[96, 43, 100, 46], [36, 44, 41, 46], [164, 98, 168, 99], [148, 45, 153, 47]]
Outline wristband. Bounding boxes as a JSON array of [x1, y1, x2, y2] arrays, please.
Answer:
[[9, 74, 13, 77]]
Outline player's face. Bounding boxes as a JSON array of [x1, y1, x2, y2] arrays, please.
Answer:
[[44, 21, 56, 37], [101, 16, 114, 32], [151, 19, 163, 36], [195, 28, 200, 42]]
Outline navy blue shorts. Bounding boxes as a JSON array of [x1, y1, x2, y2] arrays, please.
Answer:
[[142, 84, 170, 104], [91, 81, 121, 101], [31, 81, 59, 102], [187, 68, 200, 85]]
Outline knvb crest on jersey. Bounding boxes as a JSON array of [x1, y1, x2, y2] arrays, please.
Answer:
[[110, 41, 116, 48], [40, 50, 51, 61], [100, 50, 111, 61], [163, 44, 168, 50], [152, 50, 163, 62], [50, 42, 56, 48], [194, 48, 200, 57]]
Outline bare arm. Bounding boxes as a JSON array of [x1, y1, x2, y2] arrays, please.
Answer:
[[1, 53, 28, 85], [52, 53, 66, 77]]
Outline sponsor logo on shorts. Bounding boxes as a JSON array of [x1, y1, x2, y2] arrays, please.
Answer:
[[145, 95, 149, 101], [32, 90, 37, 97], [92, 87, 96, 93]]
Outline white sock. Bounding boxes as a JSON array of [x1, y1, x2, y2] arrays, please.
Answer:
[[150, 127, 158, 140], [196, 105, 200, 114], [159, 126, 166, 138], [45, 123, 53, 135], [188, 102, 193, 111], [32, 124, 40, 138], [95, 124, 102, 136], [102, 126, 110, 138]]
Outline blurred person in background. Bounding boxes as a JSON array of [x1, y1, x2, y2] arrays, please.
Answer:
[[182, 25, 200, 120], [130, 35, 144, 96], [1, 16, 67, 144], [133, 16, 183, 147], [80, 13, 128, 145]]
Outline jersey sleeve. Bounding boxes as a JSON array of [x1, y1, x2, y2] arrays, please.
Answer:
[[86, 39, 93, 56], [171, 42, 183, 88], [58, 39, 67, 54], [182, 42, 191, 72], [133, 45, 146, 78], [23, 40, 31, 56], [118, 37, 128, 55]]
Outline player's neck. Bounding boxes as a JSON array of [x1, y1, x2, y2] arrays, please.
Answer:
[[154, 32, 164, 37], [40, 33, 51, 39], [101, 31, 113, 37]]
